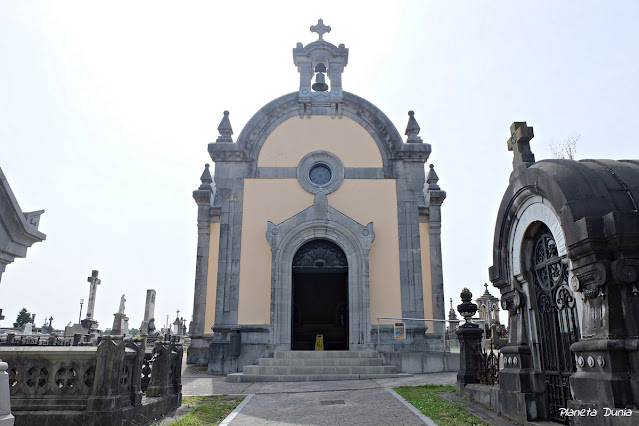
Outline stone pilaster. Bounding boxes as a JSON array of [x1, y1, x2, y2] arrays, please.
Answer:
[[187, 164, 215, 364], [567, 259, 639, 425], [426, 165, 447, 326]]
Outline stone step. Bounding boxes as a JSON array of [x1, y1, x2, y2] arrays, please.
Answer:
[[273, 350, 379, 359], [226, 372, 403, 383], [259, 357, 382, 367], [242, 365, 397, 375]]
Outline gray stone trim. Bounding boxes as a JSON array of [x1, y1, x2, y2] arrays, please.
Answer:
[[296, 151, 344, 194], [265, 192, 374, 350], [208, 91, 431, 174], [213, 163, 248, 326], [190, 171, 214, 338], [394, 163, 429, 321], [426, 204, 446, 324], [255, 167, 384, 180], [428, 221, 445, 323], [256, 167, 298, 179], [190, 223, 210, 338], [343, 168, 385, 179]]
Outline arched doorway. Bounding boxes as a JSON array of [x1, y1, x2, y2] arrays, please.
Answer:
[[291, 240, 348, 350], [530, 225, 580, 422]]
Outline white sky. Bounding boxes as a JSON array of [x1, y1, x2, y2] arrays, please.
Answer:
[[1, 1, 637, 331]]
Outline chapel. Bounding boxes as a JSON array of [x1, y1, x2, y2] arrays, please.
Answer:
[[187, 20, 447, 372]]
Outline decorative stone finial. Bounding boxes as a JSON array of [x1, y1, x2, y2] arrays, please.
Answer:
[[199, 164, 212, 185], [193, 163, 214, 205], [216, 110, 234, 143], [457, 287, 479, 328], [426, 164, 440, 190], [507, 121, 535, 171], [310, 18, 331, 41], [405, 110, 423, 143]]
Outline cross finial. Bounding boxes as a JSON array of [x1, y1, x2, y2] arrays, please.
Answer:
[[87, 270, 101, 285], [507, 122, 535, 170], [176, 309, 180, 317], [310, 18, 331, 41], [449, 297, 453, 310], [484, 282, 489, 291]]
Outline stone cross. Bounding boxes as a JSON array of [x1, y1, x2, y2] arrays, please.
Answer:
[[86, 270, 101, 320], [507, 122, 535, 170], [310, 18, 331, 41], [176, 309, 180, 318], [140, 290, 156, 334], [142, 289, 156, 324]]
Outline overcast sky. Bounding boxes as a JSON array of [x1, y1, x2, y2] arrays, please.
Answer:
[[1, 1, 637, 331]]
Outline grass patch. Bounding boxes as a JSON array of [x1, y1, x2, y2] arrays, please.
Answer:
[[394, 385, 490, 426], [172, 395, 244, 426]]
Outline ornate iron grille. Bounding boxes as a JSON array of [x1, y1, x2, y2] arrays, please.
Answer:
[[532, 231, 580, 422], [292, 240, 347, 271], [475, 342, 500, 385]]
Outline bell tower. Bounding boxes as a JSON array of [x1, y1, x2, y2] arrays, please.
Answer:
[[293, 19, 349, 118]]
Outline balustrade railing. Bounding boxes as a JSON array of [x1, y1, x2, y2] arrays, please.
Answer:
[[0, 335, 182, 424]]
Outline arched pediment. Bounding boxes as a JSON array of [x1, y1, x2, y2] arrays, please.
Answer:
[[208, 92, 432, 174]]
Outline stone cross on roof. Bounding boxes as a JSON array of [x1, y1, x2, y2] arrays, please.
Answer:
[[507, 122, 535, 170], [310, 18, 331, 41]]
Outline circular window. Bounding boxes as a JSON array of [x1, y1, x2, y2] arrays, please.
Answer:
[[309, 164, 332, 186], [297, 151, 344, 194]]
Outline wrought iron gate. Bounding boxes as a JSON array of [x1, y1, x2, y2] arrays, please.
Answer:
[[532, 230, 580, 422]]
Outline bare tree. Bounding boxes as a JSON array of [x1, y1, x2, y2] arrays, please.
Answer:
[[549, 133, 580, 160]]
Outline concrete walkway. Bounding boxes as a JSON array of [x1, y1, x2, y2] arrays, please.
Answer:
[[179, 367, 456, 425]]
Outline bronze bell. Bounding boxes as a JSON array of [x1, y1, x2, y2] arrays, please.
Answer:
[[312, 63, 329, 92]]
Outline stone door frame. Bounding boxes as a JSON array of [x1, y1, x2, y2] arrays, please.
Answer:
[[508, 194, 582, 419], [266, 192, 375, 350]]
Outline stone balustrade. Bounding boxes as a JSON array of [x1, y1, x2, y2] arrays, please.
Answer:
[[0, 336, 182, 425]]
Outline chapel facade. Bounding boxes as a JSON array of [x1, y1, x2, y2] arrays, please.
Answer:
[[187, 21, 447, 372]]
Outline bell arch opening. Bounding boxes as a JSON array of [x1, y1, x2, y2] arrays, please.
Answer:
[[291, 239, 348, 350]]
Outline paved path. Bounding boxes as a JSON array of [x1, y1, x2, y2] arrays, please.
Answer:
[[180, 367, 456, 425]]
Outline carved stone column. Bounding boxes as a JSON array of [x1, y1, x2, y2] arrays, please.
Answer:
[[568, 259, 639, 425], [455, 288, 483, 386], [0, 359, 14, 426]]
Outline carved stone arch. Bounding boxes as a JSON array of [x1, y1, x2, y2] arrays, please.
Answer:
[[507, 193, 582, 420], [209, 91, 431, 176], [266, 193, 374, 350]]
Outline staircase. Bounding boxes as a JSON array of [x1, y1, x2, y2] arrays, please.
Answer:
[[226, 350, 401, 382]]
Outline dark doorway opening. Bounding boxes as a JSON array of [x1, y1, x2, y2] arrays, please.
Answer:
[[291, 240, 348, 350]]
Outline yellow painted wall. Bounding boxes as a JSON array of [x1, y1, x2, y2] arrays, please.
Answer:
[[204, 223, 221, 333], [257, 116, 383, 168], [419, 223, 433, 319], [235, 178, 402, 325], [237, 179, 314, 324], [328, 180, 403, 322]]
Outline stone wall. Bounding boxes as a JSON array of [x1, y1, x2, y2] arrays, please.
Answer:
[[0, 336, 182, 426]]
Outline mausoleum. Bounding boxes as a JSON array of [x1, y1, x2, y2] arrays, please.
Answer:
[[488, 122, 639, 424], [188, 21, 447, 373]]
